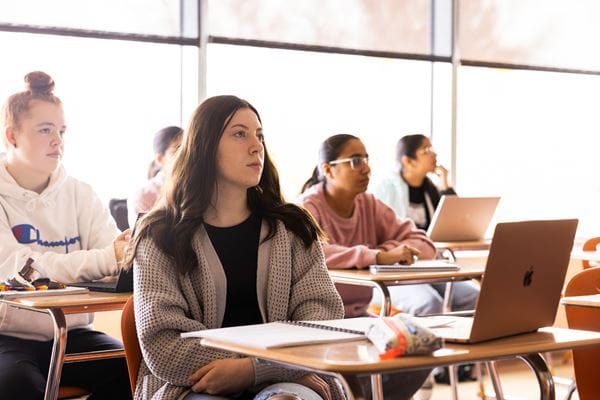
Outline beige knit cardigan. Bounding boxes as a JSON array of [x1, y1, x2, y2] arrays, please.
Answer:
[[133, 219, 346, 400]]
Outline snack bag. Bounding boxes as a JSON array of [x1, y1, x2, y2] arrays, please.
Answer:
[[366, 313, 442, 359]]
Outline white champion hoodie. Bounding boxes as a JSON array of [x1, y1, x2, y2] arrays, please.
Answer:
[[0, 153, 120, 341]]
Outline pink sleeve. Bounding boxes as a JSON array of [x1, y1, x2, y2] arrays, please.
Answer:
[[132, 184, 159, 214], [322, 243, 379, 269], [375, 199, 436, 260], [303, 200, 379, 269]]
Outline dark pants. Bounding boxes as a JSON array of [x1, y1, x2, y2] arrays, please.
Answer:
[[0, 328, 131, 400]]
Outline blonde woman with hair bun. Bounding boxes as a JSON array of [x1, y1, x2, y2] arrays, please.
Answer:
[[0, 71, 131, 398]]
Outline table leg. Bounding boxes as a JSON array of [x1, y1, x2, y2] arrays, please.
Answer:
[[373, 282, 391, 317], [485, 361, 505, 400], [370, 374, 384, 400], [443, 281, 455, 314], [518, 353, 555, 400], [448, 365, 460, 400], [44, 308, 67, 400], [444, 281, 461, 400]]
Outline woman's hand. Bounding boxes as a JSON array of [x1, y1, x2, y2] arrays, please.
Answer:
[[433, 165, 450, 190], [113, 229, 132, 269], [376, 244, 420, 265], [188, 358, 254, 395], [294, 373, 332, 400]]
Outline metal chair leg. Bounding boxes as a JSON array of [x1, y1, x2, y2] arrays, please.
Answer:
[[485, 361, 505, 400], [565, 380, 577, 400]]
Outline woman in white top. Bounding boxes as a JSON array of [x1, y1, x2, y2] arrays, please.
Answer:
[[0, 71, 131, 399], [372, 134, 479, 316]]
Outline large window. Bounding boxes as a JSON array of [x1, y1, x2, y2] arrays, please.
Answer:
[[0, 31, 198, 203], [0, 0, 197, 37], [207, 0, 430, 54], [460, 0, 600, 72], [457, 66, 600, 236], [206, 43, 433, 199]]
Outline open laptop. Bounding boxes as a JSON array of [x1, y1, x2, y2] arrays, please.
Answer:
[[427, 196, 500, 242], [70, 213, 144, 293], [422, 219, 578, 343]]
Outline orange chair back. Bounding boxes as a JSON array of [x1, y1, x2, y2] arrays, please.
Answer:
[[582, 237, 600, 269], [121, 296, 142, 397], [58, 386, 89, 399], [564, 268, 600, 400]]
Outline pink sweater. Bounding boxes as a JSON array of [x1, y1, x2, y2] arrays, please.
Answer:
[[300, 182, 435, 317]]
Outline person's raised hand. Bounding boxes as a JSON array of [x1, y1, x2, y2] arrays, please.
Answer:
[[433, 165, 450, 190], [113, 229, 132, 269]]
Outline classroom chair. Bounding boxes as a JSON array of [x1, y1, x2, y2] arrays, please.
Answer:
[[58, 386, 89, 399], [582, 236, 600, 269], [564, 267, 600, 400], [109, 198, 130, 232], [121, 296, 141, 396]]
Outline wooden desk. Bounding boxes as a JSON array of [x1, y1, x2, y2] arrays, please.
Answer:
[[561, 294, 600, 308], [0, 292, 131, 400], [570, 249, 600, 262], [199, 327, 600, 400], [329, 267, 485, 317]]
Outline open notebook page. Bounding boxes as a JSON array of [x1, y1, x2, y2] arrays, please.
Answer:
[[181, 317, 374, 349]]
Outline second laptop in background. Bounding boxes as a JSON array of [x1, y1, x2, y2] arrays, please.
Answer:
[[427, 196, 500, 242]]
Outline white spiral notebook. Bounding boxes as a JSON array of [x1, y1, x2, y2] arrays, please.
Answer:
[[369, 260, 459, 274], [181, 317, 374, 349]]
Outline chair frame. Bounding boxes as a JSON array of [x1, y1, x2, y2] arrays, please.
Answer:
[[121, 296, 141, 397]]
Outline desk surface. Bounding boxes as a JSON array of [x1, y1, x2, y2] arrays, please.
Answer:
[[329, 267, 485, 283], [561, 294, 600, 307], [2, 292, 131, 314], [570, 249, 600, 262], [200, 327, 600, 375]]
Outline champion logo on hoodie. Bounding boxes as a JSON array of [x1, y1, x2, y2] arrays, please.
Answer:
[[11, 224, 81, 253]]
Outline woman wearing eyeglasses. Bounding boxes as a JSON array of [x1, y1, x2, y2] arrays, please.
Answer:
[[299, 133, 434, 399], [372, 134, 455, 231], [300, 134, 436, 317]]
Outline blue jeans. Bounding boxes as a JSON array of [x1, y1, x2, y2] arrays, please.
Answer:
[[183, 382, 323, 400], [372, 281, 480, 316]]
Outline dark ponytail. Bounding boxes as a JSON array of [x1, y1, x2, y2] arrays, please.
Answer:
[[301, 167, 321, 193], [301, 134, 359, 193]]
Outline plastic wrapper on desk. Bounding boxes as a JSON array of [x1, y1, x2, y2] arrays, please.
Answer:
[[366, 313, 442, 360]]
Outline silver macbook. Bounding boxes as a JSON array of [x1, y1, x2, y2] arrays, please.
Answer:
[[427, 196, 500, 242], [423, 219, 578, 343]]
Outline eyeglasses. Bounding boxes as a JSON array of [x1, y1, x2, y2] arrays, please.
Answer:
[[328, 156, 369, 169], [417, 146, 436, 155]]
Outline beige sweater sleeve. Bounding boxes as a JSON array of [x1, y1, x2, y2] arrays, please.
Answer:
[[133, 236, 241, 387]]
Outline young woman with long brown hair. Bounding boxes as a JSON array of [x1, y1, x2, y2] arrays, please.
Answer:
[[129, 95, 345, 400]]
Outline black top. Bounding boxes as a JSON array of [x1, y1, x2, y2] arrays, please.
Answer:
[[204, 213, 263, 327], [406, 177, 457, 230], [408, 183, 431, 230]]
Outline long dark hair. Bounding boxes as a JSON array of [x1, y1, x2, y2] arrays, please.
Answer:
[[147, 126, 183, 179], [301, 134, 359, 193], [129, 95, 323, 275], [396, 134, 427, 168]]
